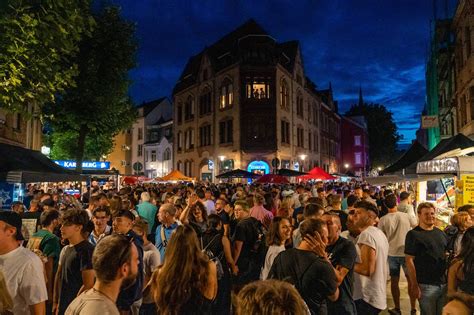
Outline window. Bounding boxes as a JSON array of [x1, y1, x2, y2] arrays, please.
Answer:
[[185, 129, 194, 150], [220, 79, 233, 109], [354, 135, 361, 146], [12, 113, 21, 131], [297, 127, 304, 147], [307, 103, 312, 122], [177, 104, 183, 124], [137, 144, 143, 157], [138, 128, 143, 140], [177, 131, 183, 151], [308, 131, 312, 151], [219, 120, 233, 144], [246, 77, 270, 99], [184, 96, 194, 120], [151, 150, 156, 162], [163, 148, 171, 161], [280, 79, 289, 109], [313, 103, 318, 126], [281, 120, 290, 144], [199, 124, 212, 147], [199, 89, 212, 115], [314, 133, 319, 152], [296, 94, 304, 117], [355, 152, 362, 165], [184, 160, 193, 177], [177, 160, 182, 172]]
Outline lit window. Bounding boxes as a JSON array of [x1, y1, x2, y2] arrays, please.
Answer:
[[354, 135, 361, 146], [220, 79, 233, 109], [151, 150, 156, 162], [355, 152, 362, 165], [246, 77, 270, 100]]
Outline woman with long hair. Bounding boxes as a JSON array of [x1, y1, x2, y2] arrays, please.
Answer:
[[445, 226, 474, 315], [151, 224, 217, 314], [260, 216, 292, 280], [446, 211, 473, 258], [179, 198, 208, 234], [277, 196, 295, 223]]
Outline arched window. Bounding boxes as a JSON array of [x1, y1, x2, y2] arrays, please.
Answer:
[[184, 95, 194, 120], [280, 79, 289, 109], [177, 131, 183, 151], [199, 124, 212, 147], [220, 78, 233, 109], [199, 87, 212, 115], [163, 148, 171, 161], [296, 93, 304, 117]]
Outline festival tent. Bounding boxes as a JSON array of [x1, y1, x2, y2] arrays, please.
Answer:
[[276, 168, 308, 177], [161, 170, 193, 182], [216, 169, 260, 179], [299, 167, 336, 181], [254, 174, 290, 184], [121, 176, 150, 185]]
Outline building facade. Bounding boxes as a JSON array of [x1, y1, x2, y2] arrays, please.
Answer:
[[341, 115, 370, 177], [108, 98, 172, 175], [0, 105, 42, 151], [453, 0, 474, 140], [173, 19, 340, 180], [143, 119, 173, 178]]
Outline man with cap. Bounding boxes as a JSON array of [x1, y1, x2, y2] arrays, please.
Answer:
[[352, 200, 389, 314], [0, 211, 48, 314]]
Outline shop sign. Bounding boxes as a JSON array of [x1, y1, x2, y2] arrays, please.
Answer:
[[208, 160, 214, 170], [462, 174, 474, 205], [55, 160, 111, 170], [293, 162, 300, 171], [417, 158, 458, 174], [421, 115, 439, 129], [247, 160, 270, 174]]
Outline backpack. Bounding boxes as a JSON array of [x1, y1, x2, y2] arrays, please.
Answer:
[[201, 234, 225, 280], [249, 219, 268, 269]]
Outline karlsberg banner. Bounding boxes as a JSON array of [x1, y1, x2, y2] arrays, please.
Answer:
[[54, 160, 111, 170]]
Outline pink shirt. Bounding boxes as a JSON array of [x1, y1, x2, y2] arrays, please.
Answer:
[[249, 205, 273, 228]]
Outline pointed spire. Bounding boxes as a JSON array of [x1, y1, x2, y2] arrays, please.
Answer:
[[358, 85, 364, 107]]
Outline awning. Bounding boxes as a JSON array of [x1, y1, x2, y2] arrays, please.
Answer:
[[381, 140, 428, 175], [0, 143, 85, 183], [416, 156, 474, 175], [366, 174, 452, 185]]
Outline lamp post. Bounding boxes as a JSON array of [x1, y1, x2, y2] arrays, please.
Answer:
[[299, 154, 307, 172], [218, 155, 226, 174]]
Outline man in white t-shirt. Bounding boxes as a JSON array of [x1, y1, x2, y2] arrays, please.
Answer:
[[352, 201, 389, 314], [378, 194, 417, 315], [0, 211, 47, 315], [66, 234, 139, 315]]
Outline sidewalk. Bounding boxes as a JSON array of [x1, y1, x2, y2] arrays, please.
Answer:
[[382, 272, 419, 314]]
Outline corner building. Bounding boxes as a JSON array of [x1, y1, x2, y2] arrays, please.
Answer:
[[173, 19, 340, 180]]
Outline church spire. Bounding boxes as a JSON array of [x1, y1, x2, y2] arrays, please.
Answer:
[[358, 85, 364, 107]]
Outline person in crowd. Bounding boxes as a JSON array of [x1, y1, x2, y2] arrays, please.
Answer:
[[27, 209, 61, 314], [109, 195, 123, 217], [398, 191, 417, 222], [235, 279, 310, 315], [180, 199, 208, 235], [249, 193, 273, 229], [203, 188, 216, 215], [112, 210, 144, 315], [405, 202, 448, 315], [323, 212, 358, 314], [458, 204, 474, 222], [97, 193, 110, 208], [201, 214, 236, 315], [269, 218, 339, 314], [341, 190, 350, 211], [232, 200, 263, 289], [377, 193, 417, 315], [23, 198, 43, 235], [132, 219, 160, 315], [54, 209, 94, 315], [446, 211, 473, 261], [352, 200, 389, 314], [215, 198, 230, 236], [362, 189, 377, 206], [88, 206, 112, 246], [260, 216, 292, 280], [328, 194, 348, 231], [279, 196, 295, 223], [136, 192, 158, 234], [293, 203, 325, 248], [316, 188, 328, 207], [263, 192, 277, 216], [0, 211, 47, 315], [66, 234, 140, 315], [85, 195, 100, 218], [151, 224, 217, 314], [155, 203, 180, 262], [444, 226, 474, 315]]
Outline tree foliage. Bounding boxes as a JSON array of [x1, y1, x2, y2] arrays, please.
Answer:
[[44, 6, 137, 172], [0, 0, 94, 113], [346, 103, 401, 168]]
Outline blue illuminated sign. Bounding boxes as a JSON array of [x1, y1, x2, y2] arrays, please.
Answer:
[[247, 160, 270, 174], [54, 160, 111, 170]]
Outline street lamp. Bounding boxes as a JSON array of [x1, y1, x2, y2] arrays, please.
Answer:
[[299, 154, 307, 171], [344, 163, 350, 169], [218, 155, 226, 174], [377, 166, 382, 171], [218, 155, 226, 162]]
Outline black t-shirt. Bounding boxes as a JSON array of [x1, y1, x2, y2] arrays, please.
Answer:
[[269, 248, 337, 315], [216, 209, 230, 225], [58, 240, 94, 315], [326, 237, 357, 314], [233, 217, 259, 269], [404, 226, 448, 285]]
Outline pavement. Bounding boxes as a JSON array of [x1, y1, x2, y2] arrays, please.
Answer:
[[382, 272, 419, 315]]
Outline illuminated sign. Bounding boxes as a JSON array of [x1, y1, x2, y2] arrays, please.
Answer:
[[54, 160, 111, 170], [208, 160, 214, 170], [247, 160, 270, 174]]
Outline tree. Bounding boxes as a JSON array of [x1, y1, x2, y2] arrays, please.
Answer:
[[44, 6, 137, 172], [0, 0, 94, 113], [346, 103, 401, 168]]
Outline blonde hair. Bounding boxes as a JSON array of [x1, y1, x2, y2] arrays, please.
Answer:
[[141, 192, 151, 202], [0, 270, 13, 313], [235, 280, 308, 315]]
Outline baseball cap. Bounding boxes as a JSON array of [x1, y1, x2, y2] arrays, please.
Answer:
[[0, 211, 25, 240]]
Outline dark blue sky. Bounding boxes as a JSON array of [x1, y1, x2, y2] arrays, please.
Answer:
[[112, 0, 456, 145]]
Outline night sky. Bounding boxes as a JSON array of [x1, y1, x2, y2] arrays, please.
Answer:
[[112, 0, 457, 145]]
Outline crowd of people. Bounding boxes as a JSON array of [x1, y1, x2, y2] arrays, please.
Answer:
[[0, 181, 473, 315]]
